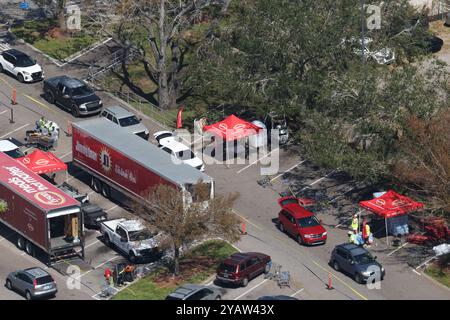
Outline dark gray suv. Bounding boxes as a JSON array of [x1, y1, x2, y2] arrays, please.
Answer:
[[6, 267, 57, 300], [330, 243, 385, 284]]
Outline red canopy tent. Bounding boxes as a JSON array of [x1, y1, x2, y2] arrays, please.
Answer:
[[359, 190, 424, 245], [203, 114, 261, 141], [17, 149, 67, 175]]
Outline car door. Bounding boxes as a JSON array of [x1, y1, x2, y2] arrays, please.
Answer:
[[248, 257, 263, 279], [282, 211, 296, 236], [1, 52, 15, 73], [115, 226, 128, 252], [15, 272, 30, 293], [339, 250, 353, 274], [112, 116, 119, 126], [60, 85, 72, 108]]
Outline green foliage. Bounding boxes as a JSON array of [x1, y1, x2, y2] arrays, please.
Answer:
[[0, 200, 7, 213]]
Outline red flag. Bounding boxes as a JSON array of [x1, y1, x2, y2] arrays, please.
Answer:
[[176, 106, 184, 129], [362, 218, 367, 239]]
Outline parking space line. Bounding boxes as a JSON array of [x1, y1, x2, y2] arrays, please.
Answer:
[[234, 279, 268, 300], [415, 255, 438, 271], [412, 269, 422, 276], [106, 205, 118, 213], [76, 239, 100, 253], [270, 160, 306, 182], [0, 110, 7, 116], [290, 288, 304, 297], [59, 151, 72, 159], [311, 260, 368, 301], [22, 94, 55, 113], [0, 123, 30, 139], [76, 255, 121, 280], [298, 170, 337, 192], [236, 148, 279, 174], [387, 242, 408, 256]]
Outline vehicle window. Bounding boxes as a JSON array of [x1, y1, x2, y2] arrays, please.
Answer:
[[336, 249, 347, 259], [156, 133, 173, 142], [240, 263, 246, 271], [15, 55, 35, 68], [118, 115, 140, 127], [101, 111, 107, 117], [4, 148, 24, 159], [62, 86, 68, 94], [176, 150, 195, 161], [36, 275, 53, 285], [71, 85, 93, 97], [116, 227, 127, 239], [3, 53, 13, 63], [128, 230, 156, 241], [112, 117, 118, 124], [353, 252, 375, 265], [19, 273, 33, 284], [187, 289, 213, 300], [297, 216, 320, 228], [249, 257, 259, 266], [162, 147, 171, 154], [280, 198, 298, 206], [106, 113, 113, 121], [57, 83, 64, 92], [220, 263, 237, 273]]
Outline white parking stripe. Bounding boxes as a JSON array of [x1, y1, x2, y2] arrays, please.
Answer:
[[236, 148, 279, 174], [298, 170, 337, 192], [234, 279, 268, 300], [290, 288, 304, 297], [387, 242, 408, 256], [106, 205, 118, 213], [270, 160, 306, 182], [412, 269, 422, 276], [0, 123, 30, 139], [59, 151, 72, 159], [0, 110, 8, 116]]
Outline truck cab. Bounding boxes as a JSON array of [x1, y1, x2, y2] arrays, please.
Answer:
[[0, 138, 25, 158], [101, 219, 163, 263]]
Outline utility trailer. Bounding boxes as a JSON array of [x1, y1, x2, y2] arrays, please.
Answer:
[[0, 152, 84, 265], [71, 118, 214, 208]]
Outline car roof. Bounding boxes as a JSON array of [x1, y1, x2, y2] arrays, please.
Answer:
[[104, 106, 135, 119], [0, 139, 19, 152], [283, 203, 314, 219], [60, 77, 86, 88], [24, 267, 50, 279], [119, 220, 145, 232], [168, 284, 205, 298], [223, 252, 267, 265], [4, 49, 28, 58], [337, 243, 368, 254], [160, 139, 190, 153]]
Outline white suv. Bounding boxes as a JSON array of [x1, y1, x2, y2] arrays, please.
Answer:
[[0, 49, 44, 82]]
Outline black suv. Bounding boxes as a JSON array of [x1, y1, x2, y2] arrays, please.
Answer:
[[330, 243, 385, 284], [43, 76, 102, 117]]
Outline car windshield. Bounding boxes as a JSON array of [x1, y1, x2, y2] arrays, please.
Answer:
[[128, 230, 155, 241], [36, 275, 54, 285], [119, 115, 140, 127], [220, 263, 237, 273], [176, 150, 195, 160], [354, 252, 375, 265], [297, 216, 320, 228], [71, 85, 93, 97], [4, 149, 24, 159], [156, 133, 173, 141], [15, 55, 35, 67]]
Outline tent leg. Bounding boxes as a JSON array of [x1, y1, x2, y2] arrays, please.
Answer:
[[385, 218, 389, 246]]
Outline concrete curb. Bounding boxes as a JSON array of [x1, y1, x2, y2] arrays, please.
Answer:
[[421, 266, 450, 292]]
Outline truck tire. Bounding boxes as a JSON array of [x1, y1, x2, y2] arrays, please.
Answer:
[[17, 236, 25, 250], [103, 234, 111, 247], [25, 241, 35, 257], [71, 105, 79, 118], [0, 63, 3, 73], [91, 177, 100, 193], [46, 91, 55, 104], [101, 183, 111, 199]]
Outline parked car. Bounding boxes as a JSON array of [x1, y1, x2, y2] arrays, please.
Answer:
[[165, 284, 224, 300], [257, 295, 299, 300], [0, 49, 44, 82], [154, 131, 205, 171], [216, 252, 271, 287], [277, 196, 327, 245], [6, 267, 57, 300], [329, 243, 385, 284], [100, 106, 149, 140], [424, 35, 444, 53], [43, 76, 102, 117], [0, 138, 25, 158]]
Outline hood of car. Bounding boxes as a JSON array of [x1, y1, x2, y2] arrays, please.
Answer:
[[17, 63, 42, 74], [183, 156, 203, 168], [300, 224, 326, 235], [73, 93, 101, 105], [123, 122, 148, 134], [355, 261, 383, 272]]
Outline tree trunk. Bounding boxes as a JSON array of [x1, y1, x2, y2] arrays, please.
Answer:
[[173, 244, 180, 276], [158, 0, 170, 110]]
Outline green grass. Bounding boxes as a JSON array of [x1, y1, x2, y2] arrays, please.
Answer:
[[113, 240, 237, 300], [11, 19, 100, 59], [424, 264, 450, 288]]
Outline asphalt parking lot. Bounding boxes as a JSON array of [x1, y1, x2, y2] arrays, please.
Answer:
[[0, 38, 449, 300]]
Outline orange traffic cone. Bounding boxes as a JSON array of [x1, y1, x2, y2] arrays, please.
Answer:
[[11, 88, 17, 105], [241, 221, 247, 235], [327, 273, 333, 290], [66, 120, 72, 136]]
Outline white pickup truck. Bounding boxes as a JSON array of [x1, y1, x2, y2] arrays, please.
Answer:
[[100, 219, 164, 263]]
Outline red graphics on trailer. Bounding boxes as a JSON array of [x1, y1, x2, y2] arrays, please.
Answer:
[[72, 126, 175, 201], [0, 152, 80, 251]]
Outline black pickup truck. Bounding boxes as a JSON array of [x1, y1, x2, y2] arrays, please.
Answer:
[[43, 76, 103, 117]]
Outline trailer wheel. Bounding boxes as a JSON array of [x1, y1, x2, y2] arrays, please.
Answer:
[[25, 241, 35, 257], [91, 177, 100, 193], [101, 183, 111, 199], [17, 236, 25, 250]]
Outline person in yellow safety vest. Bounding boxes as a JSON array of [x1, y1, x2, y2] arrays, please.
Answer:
[[38, 117, 46, 130], [351, 214, 359, 233], [348, 231, 357, 244], [364, 223, 372, 244]]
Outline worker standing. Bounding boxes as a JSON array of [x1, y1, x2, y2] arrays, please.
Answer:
[[348, 231, 357, 244], [365, 223, 373, 246], [49, 126, 59, 149], [351, 214, 359, 233]]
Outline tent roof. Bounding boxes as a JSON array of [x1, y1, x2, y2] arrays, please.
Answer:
[[17, 149, 67, 175], [203, 114, 261, 141], [359, 190, 424, 218]]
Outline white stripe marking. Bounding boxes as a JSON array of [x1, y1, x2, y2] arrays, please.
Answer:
[[270, 160, 306, 182], [412, 269, 422, 276], [106, 205, 118, 213], [290, 288, 304, 297], [0, 110, 8, 116], [387, 242, 408, 256], [234, 279, 268, 300], [237, 148, 280, 174], [0, 123, 30, 139]]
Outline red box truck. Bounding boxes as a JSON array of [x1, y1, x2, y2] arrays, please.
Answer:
[[0, 152, 84, 265], [72, 118, 214, 207]]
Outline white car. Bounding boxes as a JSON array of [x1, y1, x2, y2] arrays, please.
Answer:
[[0, 49, 44, 82], [0, 138, 25, 158], [154, 131, 205, 171]]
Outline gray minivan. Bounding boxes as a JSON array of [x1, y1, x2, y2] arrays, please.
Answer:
[[6, 267, 57, 300], [100, 106, 149, 140]]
